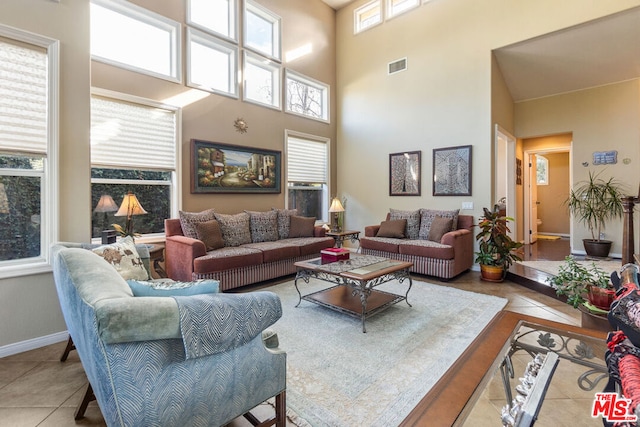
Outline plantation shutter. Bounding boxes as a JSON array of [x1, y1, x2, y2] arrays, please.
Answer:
[[91, 95, 176, 170], [0, 40, 48, 154], [287, 137, 327, 183]]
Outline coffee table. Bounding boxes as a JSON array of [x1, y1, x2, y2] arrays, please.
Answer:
[[293, 254, 413, 332]]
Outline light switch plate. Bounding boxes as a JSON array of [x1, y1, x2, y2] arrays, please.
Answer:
[[462, 202, 473, 210]]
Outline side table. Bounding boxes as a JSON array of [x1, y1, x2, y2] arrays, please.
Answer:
[[326, 230, 360, 248], [147, 243, 167, 279]]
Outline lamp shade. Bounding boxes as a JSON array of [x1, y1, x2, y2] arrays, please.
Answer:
[[328, 198, 345, 213], [115, 192, 147, 217], [94, 194, 119, 213]]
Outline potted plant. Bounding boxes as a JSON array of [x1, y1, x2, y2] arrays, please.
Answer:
[[566, 170, 627, 258], [475, 205, 523, 282], [547, 256, 613, 311]]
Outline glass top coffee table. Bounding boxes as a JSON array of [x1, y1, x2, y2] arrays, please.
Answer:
[[293, 254, 413, 332]]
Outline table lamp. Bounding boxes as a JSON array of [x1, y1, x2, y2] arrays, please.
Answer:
[[114, 192, 147, 239], [328, 197, 345, 232]]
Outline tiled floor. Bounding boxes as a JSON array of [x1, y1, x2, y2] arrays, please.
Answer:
[[1, 238, 605, 427]]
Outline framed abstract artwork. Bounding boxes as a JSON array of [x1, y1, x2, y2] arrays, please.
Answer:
[[190, 139, 281, 193], [389, 151, 421, 196], [432, 145, 472, 196]]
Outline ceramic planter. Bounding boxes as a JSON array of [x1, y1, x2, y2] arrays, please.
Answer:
[[480, 264, 506, 282], [587, 285, 615, 311]]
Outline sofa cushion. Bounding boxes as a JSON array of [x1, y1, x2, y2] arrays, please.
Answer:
[[127, 279, 220, 297], [195, 220, 225, 251], [389, 209, 420, 239], [288, 216, 315, 238], [273, 208, 298, 239], [179, 208, 216, 239], [243, 241, 301, 263], [427, 216, 454, 242], [214, 212, 252, 247], [418, 208, 459, 239], [283, 237, 334, 256], [360, 237, 401, 254], [92, 236, 149, 280], [376, 219, 406, 238], [398, 239, 454, 260], [194, 247, 263, 273], [246, 210, 279, 243]]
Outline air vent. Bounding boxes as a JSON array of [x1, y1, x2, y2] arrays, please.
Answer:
[[388, 57, 407, 75]]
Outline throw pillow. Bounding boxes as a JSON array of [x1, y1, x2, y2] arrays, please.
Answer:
[[376, 219, 407, 238], [195, 220, 225, 251], [179, 208, 216, 239], [127, 279, 220, 297], [418, 208, 459, 240], [245, 210, 279, 243], [389, 209, 420, 239], [92, 236, 148, 280], [427, 216, 454, 242], [273, 208, 298, 239], [214, 212, 252, 247], [288, 216, 316, 238]]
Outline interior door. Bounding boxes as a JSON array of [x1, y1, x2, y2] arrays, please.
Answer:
[[529, 154, 538, 244]]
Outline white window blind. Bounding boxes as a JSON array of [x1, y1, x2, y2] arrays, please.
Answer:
[[0, 40, 48, 154], [287, 137, 327, 183], [91, 96, 176, 170]]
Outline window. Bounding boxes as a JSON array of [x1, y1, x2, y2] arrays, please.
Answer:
[[244, 0, 281, 61], [536, 155, 549, 185], [90, 0, 181, 83], [187, 0, 237, 41], [90, 91, 180, 240], [354, 0, 382, 33], [243, 52, 281, 109], [187, 28, 238, 97], [286, 132, 329, 222], [386, 0, 420, 19], [0, 29, 59, 277], [285, 70, 329, 122]]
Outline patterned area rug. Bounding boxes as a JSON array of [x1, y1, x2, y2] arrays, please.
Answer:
[[268, 277, 508, 426], [518, 259, 623, 277]]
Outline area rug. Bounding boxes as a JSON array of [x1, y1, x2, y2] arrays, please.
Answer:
[[518, 259, 622, 277], [267, 277, 508, 426]]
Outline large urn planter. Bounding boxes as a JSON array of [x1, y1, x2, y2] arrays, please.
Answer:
[[582, 239, 613, 258], [480, 264, 506, 282]]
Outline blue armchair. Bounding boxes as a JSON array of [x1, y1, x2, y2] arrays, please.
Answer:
[[52, 244, 286, 427]]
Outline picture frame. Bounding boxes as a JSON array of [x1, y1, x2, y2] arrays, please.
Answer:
[[190, 139, 281, 194], [432, 145, 472, 196], [389, 151, 421, 196]]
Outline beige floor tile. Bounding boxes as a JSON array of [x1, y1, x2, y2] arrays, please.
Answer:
[[0, 361, 39, 387], [0, 408, 54, 427], [38, 405, 106, 427]]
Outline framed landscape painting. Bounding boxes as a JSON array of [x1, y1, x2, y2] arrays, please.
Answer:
[[433, 145, 472, 196], [191, 139, 281, 193], [389, 151, 421, 196]]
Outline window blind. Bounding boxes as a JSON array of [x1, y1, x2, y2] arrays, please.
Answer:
[[0, 40, 48, 154], [91, 96, 176, 170], [287, 136, 327, 183]]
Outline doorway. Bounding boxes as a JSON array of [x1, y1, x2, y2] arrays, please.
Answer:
[[495, 125, 516, 240]]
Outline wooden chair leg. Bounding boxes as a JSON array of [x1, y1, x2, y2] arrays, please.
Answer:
[[241, 390, 286, 427], [74, 383, 95, 420], [60, 335, 75, 362]]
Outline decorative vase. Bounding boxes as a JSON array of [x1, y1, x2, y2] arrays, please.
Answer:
[[587, 286, 615, 311], [480, 264, 506, 282], [582, 239, 612, 258]]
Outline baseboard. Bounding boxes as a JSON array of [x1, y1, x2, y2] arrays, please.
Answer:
[[571, 249, 622, 260], [0, 330, 68, 358], [537, 232, 569, 237]]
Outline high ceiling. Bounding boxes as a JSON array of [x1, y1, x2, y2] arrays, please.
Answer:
[[494, 6, 640, 102], [321, 0, 354, 9]]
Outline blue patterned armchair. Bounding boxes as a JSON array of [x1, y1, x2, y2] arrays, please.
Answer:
[[52, 244, 286, 427]]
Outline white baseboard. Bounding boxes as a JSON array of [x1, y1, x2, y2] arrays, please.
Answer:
[[0, 331, 68, 358]]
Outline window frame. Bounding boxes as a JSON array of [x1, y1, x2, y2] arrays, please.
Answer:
[[0, 26, 59, 279], [90, 0, 182, 83], [242, 51, 282, 110], [243, 0, 281, 62], [386, 0, 420, 20], [186, 0, 238, 42], [354, 0, 382, 34], [90, 88, 181, 243], [284, 69, 330, 123], [186, 27, 238, 98], [536, 155, 549, 186], [285, 130, 330, 224]]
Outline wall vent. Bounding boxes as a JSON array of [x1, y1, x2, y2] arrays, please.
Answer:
[[388, 57, 407, 75]]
